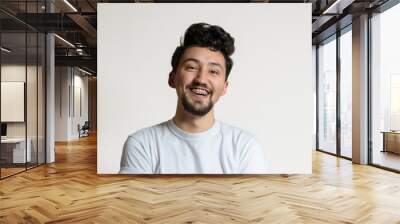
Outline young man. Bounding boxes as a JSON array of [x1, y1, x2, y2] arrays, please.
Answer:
[[119, 23, 266, 174]]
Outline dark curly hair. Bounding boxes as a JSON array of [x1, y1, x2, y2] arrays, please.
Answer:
[[171, 23, 235, 80]]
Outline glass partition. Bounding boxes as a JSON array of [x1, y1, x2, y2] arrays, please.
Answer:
[[339, 28, 352, 158], [27, 31, 38, 169], [317, 36, 337, 155], [0, 1, 46, 179], [371, 3, 400, 171], [0, 31, 28, 177], [38, 32, 45, 165], [26, 0, 45, 169]]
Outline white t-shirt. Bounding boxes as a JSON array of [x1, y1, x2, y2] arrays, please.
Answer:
[[119, 119, 267, 174]]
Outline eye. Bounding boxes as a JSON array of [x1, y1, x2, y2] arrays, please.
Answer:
[[186, 65, 197, 71], [210, 69, 220, 75]]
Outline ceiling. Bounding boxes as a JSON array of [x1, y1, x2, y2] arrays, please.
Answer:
[[0, 0, 393, 75]]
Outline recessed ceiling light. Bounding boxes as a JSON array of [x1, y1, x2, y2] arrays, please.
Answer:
[[78, 67, 93, 76], [63, 0, 78, 12], [1, 47, 11, 53], [54, 34, 75, 48], [322, 0, 354, 15]]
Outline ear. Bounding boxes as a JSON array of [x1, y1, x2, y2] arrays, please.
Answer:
[[168, 71, 176, 88], [221, 81, 229, 96]]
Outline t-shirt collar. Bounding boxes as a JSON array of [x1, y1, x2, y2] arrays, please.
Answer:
[[168, 118, 220, 141]]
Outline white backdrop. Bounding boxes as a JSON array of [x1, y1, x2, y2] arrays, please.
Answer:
[[98, 3, 312, 174]]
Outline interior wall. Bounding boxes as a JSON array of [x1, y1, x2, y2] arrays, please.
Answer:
[[1, 64, 40, 139], [312, 45, 316, 150], [55, 66, 89, 141], [72, 71, 89, 138], [55, 66, 70, 141]]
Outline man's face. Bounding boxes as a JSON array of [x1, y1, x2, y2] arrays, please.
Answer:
[[169, 46, 228, 117]]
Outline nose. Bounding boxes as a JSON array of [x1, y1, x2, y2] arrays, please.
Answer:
[[194, 67, 208, 83]]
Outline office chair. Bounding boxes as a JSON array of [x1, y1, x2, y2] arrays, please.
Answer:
[[79, 121, 90, 138]]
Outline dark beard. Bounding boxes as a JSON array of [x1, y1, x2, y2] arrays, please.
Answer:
[[181, 93, 214, 116]]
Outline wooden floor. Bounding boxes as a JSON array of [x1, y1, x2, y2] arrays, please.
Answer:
[[0, 167, 26, 178], [1, 163, 44, 178], [1, 134, 400, 223], [372, 150, 400, 171]]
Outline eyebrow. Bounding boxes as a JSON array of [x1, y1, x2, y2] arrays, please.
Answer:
[[182, 58, 224, 70]]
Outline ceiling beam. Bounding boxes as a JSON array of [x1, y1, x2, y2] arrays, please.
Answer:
[[55, 55, 96, 70], [67, 13, 97, 40]]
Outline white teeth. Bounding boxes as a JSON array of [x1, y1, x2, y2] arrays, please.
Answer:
[[191, 88, 208, 96]]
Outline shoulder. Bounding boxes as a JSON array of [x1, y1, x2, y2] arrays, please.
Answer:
[[126, 120, 169, 143], [218, 121, 256, 144], [121, 122, 168, 174], [121, 121, 168, 165]]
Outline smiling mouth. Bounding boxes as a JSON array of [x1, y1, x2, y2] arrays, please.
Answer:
[[189, 87, 210, 96]]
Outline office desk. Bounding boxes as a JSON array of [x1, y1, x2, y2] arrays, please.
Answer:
[[1, 138, 32, 163], [382, 131, 400, 154]]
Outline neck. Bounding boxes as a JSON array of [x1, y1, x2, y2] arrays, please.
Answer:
[[173, 105, 215, 133]]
